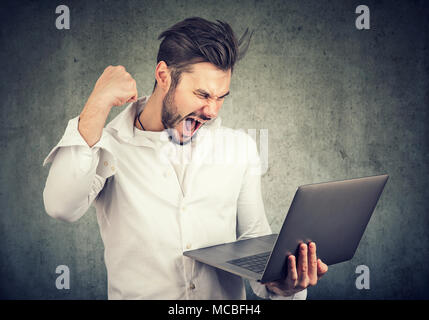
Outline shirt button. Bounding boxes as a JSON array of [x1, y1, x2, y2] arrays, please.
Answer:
[[104, 161, 108, 166], [186, 243, 192, 250], [111, 166, 115, 172], [189, 282, 196, 290]]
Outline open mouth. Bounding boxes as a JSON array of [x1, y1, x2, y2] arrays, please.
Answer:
[[183, 117, 204, 137]]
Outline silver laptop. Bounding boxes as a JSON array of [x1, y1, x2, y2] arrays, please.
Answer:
[[183, 174, 389, 283]]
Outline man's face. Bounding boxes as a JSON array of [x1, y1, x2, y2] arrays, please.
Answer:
[[161, 62, 231, 145]]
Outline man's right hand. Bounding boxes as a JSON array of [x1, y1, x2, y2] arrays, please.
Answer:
[[78, 65, 138, 148], [87, 65, 138, 109]]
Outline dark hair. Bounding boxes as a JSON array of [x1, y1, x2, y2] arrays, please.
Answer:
[[152, 17, 254, 93]]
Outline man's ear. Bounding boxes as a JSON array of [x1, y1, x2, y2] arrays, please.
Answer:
[[154, 61, 171, 93]]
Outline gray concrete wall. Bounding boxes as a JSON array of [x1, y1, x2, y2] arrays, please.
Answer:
[[0, 0, 428, 299]]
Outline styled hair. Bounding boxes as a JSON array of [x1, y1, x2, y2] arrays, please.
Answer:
[[152, 17, 254, 93]]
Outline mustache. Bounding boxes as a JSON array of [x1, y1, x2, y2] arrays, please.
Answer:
[[178, 113, 212, 124]]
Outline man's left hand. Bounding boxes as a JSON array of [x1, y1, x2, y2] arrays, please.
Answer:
[[265, 242, 328, 297]]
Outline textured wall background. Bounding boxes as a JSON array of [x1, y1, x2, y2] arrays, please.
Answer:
[[0, 0, 428, 299]]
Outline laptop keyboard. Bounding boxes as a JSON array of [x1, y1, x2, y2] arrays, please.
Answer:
[[227, 251, 271, 274]]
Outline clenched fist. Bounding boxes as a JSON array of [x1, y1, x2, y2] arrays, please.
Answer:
[[87, 65, 138, 109], [78, 65, 138, 147]]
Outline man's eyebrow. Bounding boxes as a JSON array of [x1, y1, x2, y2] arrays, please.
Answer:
[[194, 89, 230, 99]]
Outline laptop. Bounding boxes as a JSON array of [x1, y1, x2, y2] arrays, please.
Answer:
[[183, 174, 389, 283]]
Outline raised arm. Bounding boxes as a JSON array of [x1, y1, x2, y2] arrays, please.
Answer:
[[42, 65, 138, 222]]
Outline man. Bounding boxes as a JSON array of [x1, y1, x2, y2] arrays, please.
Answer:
[[43, 17, 328, 299]]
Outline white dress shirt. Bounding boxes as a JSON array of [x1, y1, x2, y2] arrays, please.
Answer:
[[42, 95, 306, 300]]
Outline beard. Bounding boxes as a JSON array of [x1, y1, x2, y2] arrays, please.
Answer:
[[161, 85, 202, 146]]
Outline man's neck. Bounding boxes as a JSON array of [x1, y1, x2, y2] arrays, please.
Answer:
[[135, 90, 165, 132]]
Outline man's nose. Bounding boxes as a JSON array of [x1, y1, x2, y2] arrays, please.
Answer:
[[203, 100, 221, 119]]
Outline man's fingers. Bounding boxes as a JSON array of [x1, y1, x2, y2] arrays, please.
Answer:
[[308, 242, 318, 286], [297, 243, 309, 288], [287, 255, 298, 286], [265, 255, 298, 293], [131, 91, 138, 102], [126, 89, 138, 103]]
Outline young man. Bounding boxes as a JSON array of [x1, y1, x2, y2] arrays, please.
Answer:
[[43, 17, 327, 299]]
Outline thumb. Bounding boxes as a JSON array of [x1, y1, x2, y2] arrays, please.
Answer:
[[126, 96, 137, 103], [317, 259, 328, 278]]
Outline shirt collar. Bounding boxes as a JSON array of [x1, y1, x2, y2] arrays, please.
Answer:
[[105, 95, 222, 147]]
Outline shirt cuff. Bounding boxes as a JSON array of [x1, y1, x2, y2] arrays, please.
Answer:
[[249, 279, 307, 300]]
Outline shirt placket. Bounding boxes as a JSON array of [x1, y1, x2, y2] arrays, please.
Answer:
[[178, 190, 198, 297]]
